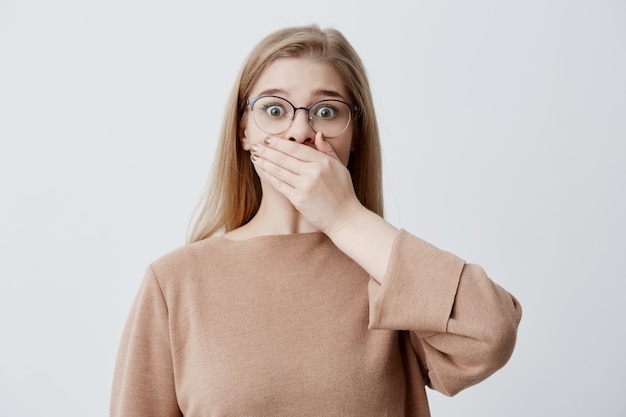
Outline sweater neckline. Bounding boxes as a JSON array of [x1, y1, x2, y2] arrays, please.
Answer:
[[216, 231, 329, 244]]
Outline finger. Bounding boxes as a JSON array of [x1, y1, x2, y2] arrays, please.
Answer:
[[255, 160, 297, 192], [261, 136, 319, 162], [251, 147, 300, 187], [313, 131, 340, 161], [252, 139, 306, 175]]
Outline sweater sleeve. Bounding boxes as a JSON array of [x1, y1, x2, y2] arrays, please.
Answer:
[[110, 266, 182, 417], [368, 229, 522, 396]]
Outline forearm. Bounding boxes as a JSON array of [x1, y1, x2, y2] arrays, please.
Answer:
[[324, 202, 398, 284]]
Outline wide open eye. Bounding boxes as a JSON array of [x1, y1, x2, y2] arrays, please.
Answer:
[[262, 102, 288, 118], [312, 104, 339, 119]]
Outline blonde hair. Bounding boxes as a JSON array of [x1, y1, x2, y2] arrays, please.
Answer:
[[187, 24, 383, 243]]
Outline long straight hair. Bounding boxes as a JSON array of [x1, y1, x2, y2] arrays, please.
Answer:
[[187, 25, 383, 243]]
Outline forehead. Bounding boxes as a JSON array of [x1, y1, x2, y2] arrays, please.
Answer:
[[250, 57, 348, 100]]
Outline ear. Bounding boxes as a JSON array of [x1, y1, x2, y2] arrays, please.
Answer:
[[240, 126, 251, 151]]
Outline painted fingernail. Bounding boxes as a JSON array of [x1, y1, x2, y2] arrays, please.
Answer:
[[251, 144, 259, 152], [250, 153, 258, 162], [264, 137, 272, 145]]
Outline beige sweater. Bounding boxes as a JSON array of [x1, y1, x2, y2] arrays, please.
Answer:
[[111, 229, 521, 417]]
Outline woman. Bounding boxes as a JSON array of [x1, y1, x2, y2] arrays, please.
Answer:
[[111, 24, 522, 417]]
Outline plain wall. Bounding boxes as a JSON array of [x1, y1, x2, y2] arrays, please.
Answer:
[[1, 0, 624, 416]]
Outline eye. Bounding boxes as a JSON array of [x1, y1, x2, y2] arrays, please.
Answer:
[[313, 104, 338, 119], [262, 103, 287, 118]]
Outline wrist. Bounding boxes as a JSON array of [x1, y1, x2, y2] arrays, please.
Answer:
[[322, 201, 398, 283], [322, 200, 372, 240]]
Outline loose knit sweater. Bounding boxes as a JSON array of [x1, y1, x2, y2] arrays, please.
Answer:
[[111, 229, 521, 417]]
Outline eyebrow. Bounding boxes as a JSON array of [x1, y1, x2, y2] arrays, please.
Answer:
[[255, 88, 347, 101]]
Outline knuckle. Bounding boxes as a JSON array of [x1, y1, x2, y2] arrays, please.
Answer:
[[275, 152, 287, 167], [301, 176, 318, 194], [271, 164, 282, 178], [309, 166, 323, 181], [292, 192, 307, 207]]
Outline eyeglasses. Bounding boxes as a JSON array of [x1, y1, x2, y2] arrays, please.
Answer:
[[247, 95, 358, 138]]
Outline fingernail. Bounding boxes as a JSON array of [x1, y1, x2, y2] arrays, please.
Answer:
[[251, 144, 259, 152], [250, 153, 258, 162], [264, 137, 272, 145]]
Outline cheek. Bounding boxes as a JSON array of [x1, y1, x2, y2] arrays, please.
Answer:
[[330, 137, 353, 167], [337, 144, 349, 163], [338, 130, 355, 166]]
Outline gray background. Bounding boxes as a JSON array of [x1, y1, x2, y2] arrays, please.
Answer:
[[1, 0, 624, 416]]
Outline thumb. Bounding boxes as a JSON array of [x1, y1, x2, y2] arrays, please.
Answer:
[[314, 131, 340, 161]]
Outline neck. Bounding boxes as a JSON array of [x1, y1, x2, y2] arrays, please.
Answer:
[[224, 186, 319, 241], [251, 193, 319, 234]]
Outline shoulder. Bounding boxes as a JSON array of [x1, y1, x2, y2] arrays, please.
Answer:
[[148, 237, 231, 288]]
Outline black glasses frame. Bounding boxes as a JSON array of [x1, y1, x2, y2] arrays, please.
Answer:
[[247, 95, 358, 137]]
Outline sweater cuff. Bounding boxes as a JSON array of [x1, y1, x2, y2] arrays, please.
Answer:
[[368, 229, 465, 333]]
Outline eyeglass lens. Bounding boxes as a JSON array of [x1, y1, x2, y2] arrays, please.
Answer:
[[250, 96, 353, 138]]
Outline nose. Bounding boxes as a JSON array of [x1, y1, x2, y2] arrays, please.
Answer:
[[287, 108, 314, 143]]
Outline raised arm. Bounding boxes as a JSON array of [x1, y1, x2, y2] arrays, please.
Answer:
[[251, 134, 521, 395], [367, 230, 522, 395]]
